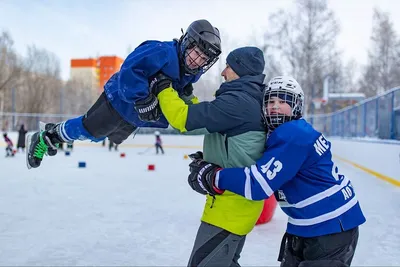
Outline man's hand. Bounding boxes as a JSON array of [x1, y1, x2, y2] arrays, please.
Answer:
[[188, 158, 224, 196], [188, 151, 203, 161], [134, 94, 161, 122], [182, 83, 194, 97], [149, 72, 173, 96]]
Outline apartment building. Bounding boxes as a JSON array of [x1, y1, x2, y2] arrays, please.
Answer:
[[70, 56, 124, 94]]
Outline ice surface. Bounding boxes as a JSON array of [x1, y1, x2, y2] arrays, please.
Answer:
[[0, 134, 399, 265]]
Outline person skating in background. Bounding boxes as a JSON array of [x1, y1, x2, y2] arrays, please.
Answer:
[[154, 131, 164, 154], [17, 124, 28, 152], [66, 143, 74, 151], [3, 133, 15, 157], [108, 138, 119, 151], [26, 19, 221, 169]]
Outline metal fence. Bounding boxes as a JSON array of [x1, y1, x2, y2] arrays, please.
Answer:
[[2, 87, 400, 140], [0, 112, 77, 132], [307, 87, 400, 140], [0, 112, 180, 135]]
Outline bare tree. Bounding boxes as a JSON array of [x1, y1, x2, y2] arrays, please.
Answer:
[[359, 8, 400, 97], [0, 31, 22, 93], [341, 59, 359, 92], [262, 0, 340, 113], [0, 31, 22, 123], [63, 79, 96, 114], [258, 40, 282, 82], [19, 45, 62, 114]]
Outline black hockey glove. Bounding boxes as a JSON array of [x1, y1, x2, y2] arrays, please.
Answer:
[[134, 94, 161, 122], [188, 159, 224, 196], [149, 72, 173, 96], [182, 83, 194, 97], [188, 151, 203, 161]]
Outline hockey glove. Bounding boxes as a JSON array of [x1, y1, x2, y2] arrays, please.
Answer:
[[188, 159, 224, 196], [182, 83, 194, 97], [188, 151, 203, 161], [134, 94, 162, 122], [149, 72, 173, 96]]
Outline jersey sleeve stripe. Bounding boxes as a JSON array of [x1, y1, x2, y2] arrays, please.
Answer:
[[214, 170, 221, 189], [244, 167, 252, 200], [250, 165, 274, 197]]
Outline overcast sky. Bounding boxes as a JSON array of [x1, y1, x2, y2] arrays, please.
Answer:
[[1, 0, 399, 81]]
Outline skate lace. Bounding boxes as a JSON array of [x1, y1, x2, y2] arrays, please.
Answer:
[[34, 133, 48, 159]]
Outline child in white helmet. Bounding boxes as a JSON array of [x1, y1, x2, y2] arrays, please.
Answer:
[[187, 76, 366, 266]]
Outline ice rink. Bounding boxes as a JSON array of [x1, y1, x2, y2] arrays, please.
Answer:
[[0, 134, 399, 266]]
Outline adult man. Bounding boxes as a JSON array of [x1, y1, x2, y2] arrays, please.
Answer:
[[26, 19, 221, 169], [150, 46, 266, 266]]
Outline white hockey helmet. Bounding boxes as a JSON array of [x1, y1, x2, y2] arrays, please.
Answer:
[[262, 76, 305, 130], [154, 131, 161, 136]]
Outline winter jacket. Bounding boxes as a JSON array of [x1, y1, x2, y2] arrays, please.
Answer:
[[158, 74, 267, 235], [17, 126, 27, 148], [104, 40, 202, 128]]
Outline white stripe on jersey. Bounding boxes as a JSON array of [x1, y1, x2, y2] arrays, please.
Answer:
[[60, 122, 72, 142], [288, 197, 358, 226], [286, 176, 350, 209], [244, 167, 252, 200], [214, 171, 221, 189], [249, 164, 274, 199]]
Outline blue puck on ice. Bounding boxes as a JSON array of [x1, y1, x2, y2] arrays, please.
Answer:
[[78, 161, 86, 168], [65, 151, 71, 156]]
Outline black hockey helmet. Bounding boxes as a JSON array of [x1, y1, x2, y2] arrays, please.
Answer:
[[178, 19, 221, 75]]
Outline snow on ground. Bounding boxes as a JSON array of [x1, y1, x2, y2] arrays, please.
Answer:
[[0, 134, 399, 265]]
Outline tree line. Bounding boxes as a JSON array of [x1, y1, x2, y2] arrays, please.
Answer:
[[1, 0, 399, 117]]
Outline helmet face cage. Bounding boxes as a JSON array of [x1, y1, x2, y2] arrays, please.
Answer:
[[180, 31, 221, 75], [262, 89, 304, 130]]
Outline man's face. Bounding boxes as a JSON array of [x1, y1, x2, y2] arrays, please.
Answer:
[[221, 64, 239, 82], [266, 96, 292, 116], [186, 46, 209, 70]]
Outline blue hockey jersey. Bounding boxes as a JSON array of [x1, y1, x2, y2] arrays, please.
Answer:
[[104, 40, 202, 128], [215, 119, 366, 237]]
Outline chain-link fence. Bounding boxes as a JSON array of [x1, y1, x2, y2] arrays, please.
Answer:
[[307, 87, 400, 140]]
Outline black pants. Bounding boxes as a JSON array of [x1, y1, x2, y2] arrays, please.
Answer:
[[5, 146, 13, 157], [188, 222, 246, 267], [82, 92, 137, 144], [278, 227, 359, 267], [155, 144, 164, 154], [108, 140, 118, 151]]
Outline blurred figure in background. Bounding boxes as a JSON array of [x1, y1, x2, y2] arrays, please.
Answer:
[[17, 124, 28, 152], [108, 138, 119, 151], [154, 131, 164, 154], [3, 133, 15, 157], [67, 143, 74, 151]]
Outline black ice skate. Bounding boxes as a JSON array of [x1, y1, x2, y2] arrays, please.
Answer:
[[26, 123, 63, 169]]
